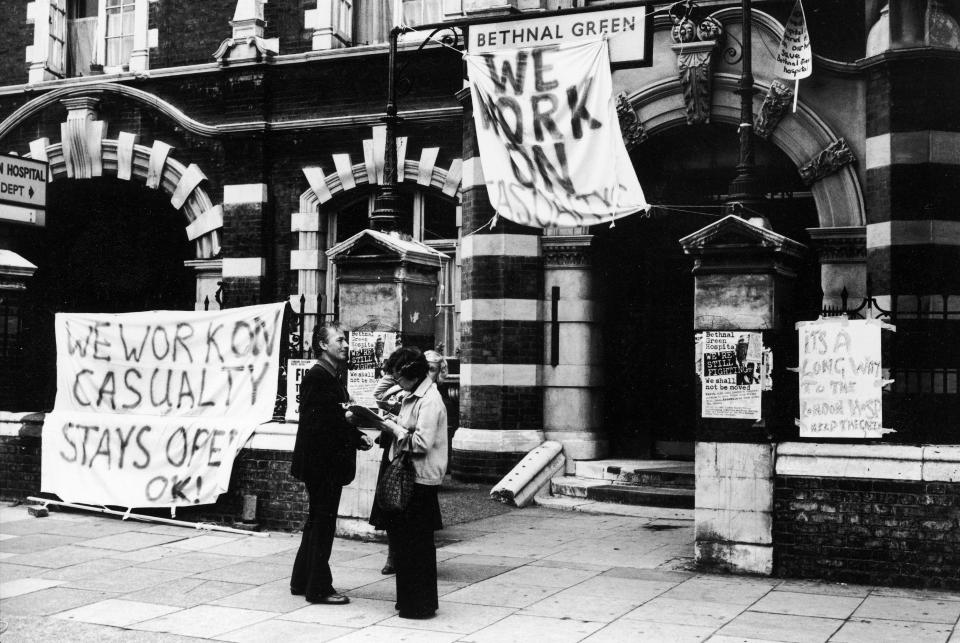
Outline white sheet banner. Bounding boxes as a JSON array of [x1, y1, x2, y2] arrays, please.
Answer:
[[465, 39, 648, 228], [41, 302, 287, 507]]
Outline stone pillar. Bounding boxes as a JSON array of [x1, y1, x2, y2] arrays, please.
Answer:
[[681, 215, 806, 575], [221, 184, 268, 307], [863, 5, 960, 434], [541, 232, 606, 469], [451, 89, 544, 482]]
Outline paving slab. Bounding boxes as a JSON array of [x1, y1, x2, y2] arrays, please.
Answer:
[[62, 566, 188, 593], [136, 551, 238, 574], [131, 604, 278, 638], [519, 589, 645, 622], [77, 531, 187, 551], [622, 595, 746, 628], [442, 579, 561, 609], [216, 617, 356, 643], [4, 544, 114, 569], [580, 619, 717, 642], [121, 577, 254, 608], [659, 577, 777, 606], [0, 586, 111, 616], [37, 557, 134, 581], [188, 560, 289, 585], [280, 596, 398, 628], [202, 534, 300, 557], [0, 533, 81, 554], [327, 624, 460, 642], [164, 534, 242, 551], [853, 594, 960, 623], [491, 563, 601, 588], [716, 611, 844, 643], [460, 613, 605, 643], [209, 578, 318, 613], [375, 601, 514, 634], [0, 614, 211, 643], [0, 577, 64, 599], [830, 617, 955, 643], [748, 589, 864, 619], [53, 598, 180, 627], [562, 574, 676, 601]]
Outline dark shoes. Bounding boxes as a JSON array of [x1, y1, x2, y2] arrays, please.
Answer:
[[295, 587, 350, 605], [399, 609, 436, 619], [381, 562, 395, 575]]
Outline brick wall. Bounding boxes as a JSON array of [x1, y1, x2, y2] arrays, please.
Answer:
[[774, 475, 960, 590], [0, 433, 310, 532]]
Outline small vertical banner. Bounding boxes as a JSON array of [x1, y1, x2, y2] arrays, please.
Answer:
[[775, 0, 812, 112]]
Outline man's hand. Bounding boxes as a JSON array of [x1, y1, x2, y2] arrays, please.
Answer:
[[358, 433, 375, 451]]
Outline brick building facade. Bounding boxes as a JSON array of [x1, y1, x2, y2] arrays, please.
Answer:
[[1, 0, 959, 588]]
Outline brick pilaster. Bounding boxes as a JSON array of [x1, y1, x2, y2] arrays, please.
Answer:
[[221, 184, 269, 307]]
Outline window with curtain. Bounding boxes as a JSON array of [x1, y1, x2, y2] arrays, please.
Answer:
[[354, 0, 394, 45], [105, 0, 136, 68]]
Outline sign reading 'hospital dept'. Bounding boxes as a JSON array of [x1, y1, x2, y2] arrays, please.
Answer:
[[467, 6, 652, 67]]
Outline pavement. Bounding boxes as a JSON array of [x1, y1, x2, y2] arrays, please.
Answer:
[[2, 495, 960, 643]]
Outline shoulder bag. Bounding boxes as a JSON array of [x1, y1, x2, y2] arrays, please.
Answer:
[[375, 438, 414, 512]]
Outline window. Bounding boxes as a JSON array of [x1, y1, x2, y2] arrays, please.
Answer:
[[104, 0, 136, 68], [27, 0, 152, 82], [325, 190, 461, 356], [401, 0, 442, 27]]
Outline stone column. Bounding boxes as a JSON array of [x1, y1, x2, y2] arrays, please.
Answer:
[[541, 232, 607, 470], [450, 89, 544, 482]]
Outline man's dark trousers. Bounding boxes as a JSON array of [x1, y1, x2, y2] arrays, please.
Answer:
[[291, 478, 343, 598]]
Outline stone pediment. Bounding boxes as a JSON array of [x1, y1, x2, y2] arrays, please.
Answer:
[[679, 215, 805, 259], [326, 229, 446, 267]]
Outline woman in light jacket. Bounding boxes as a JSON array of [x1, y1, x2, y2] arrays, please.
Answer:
[[377, 346, 448, 619]]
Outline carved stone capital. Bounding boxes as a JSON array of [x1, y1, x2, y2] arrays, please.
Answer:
[[672, 41, 717, 125], [755, 79, 794, 140], [616, 93, 645, 151], [806, 226, 866, 264], [542, 235, 593, 269], [799, 138, 857, 186]]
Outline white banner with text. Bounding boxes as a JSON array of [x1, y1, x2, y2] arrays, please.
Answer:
[[41, 302, 286, 507], [465, 39, 648, 228]]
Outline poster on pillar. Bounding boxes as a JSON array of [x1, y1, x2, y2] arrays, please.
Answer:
[[40, 302, 287, 508], [346, 331, 398, 409], [465, 39, 648, 228], [700, 331, 764, 419], [796, 318, 894, 438]]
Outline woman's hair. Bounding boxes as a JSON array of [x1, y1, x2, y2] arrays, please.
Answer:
[[424, 350, 448, 383], [311, 322, 345, 357], [391, 346, 429, 382], [382, 346, 405, 374]]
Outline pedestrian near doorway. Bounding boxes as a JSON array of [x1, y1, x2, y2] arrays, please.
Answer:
[[377, 347, 448, 619], [290, 322, 374, 605], [369, 347, 406, 575]]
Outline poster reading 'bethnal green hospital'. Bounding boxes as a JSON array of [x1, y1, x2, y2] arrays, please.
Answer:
[[797, 318, 894, 438], [700, 331, 764, 420]]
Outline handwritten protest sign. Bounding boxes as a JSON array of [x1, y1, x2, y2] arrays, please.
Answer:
[[465, 39, 648, 228], [775, 0, 811, 111], [701, 331, 764, 419], [346, 331, 397, 409], [41, 302, 286, 507], [797, 318, 893, 438]]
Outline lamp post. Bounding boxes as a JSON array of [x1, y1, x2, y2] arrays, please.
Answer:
[[725, 0, 768, 227], [369, 26, 404, 233]]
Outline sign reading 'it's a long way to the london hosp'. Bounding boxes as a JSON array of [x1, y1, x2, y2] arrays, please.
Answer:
[[465, 39, 648, 228], [796, 318, 895, 438], [468, 6, 652, 67], [41, 302, 286, 508]]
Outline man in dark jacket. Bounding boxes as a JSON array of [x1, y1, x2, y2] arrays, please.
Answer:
[[290, 322, 373, 604]]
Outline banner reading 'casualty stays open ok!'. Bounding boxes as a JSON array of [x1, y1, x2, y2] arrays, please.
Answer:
[[41, 302, 286, 508], [465, 39, 648, 228]]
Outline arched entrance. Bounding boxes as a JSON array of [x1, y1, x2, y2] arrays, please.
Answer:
[[595, 123, 822, 458], [15, 177, 194, 410]]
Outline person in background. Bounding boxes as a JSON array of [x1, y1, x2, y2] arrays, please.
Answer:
[[290, 323, 374, 605], [377, 347, 448, 619], [369, 348, 405, 574], [424, 350, 448, 385]]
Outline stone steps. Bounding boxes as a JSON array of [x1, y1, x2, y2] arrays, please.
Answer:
[[546, 459, 695, 511]]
